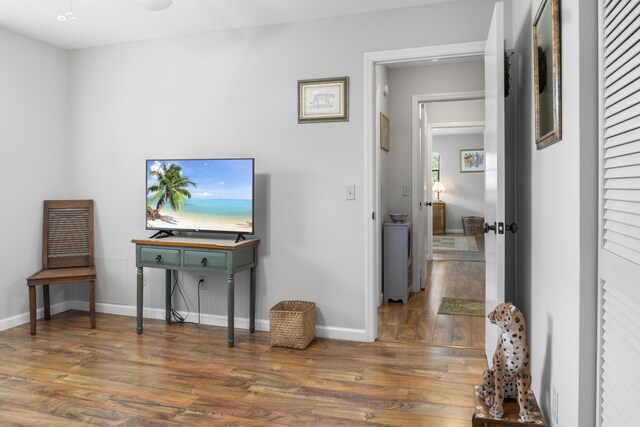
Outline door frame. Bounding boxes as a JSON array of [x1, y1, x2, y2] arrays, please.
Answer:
[[413, 95, 485, 276], [363, 41, 485, 341]]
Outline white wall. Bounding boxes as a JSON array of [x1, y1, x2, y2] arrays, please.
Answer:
[[387, 61, 485, 219], [376, 64, 390, 304], [0, 27, 71, 329], [64, 0, 499, 338], [512, 0, 597, 426], [432, 133, 484, 232]]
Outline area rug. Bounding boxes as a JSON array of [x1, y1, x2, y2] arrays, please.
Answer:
[[432, 235, 478, 252], [438, 297, 485, 317]]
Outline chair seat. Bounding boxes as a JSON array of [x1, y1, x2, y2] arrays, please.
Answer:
[[27, 266, 96, 286]]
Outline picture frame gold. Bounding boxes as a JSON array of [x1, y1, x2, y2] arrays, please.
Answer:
[[533, 0, 562, 149], [298, 76, 349, 123], [380, 112, 390, 151]]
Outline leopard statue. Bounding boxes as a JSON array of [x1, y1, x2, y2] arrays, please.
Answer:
[[477, 302, 533, 423]]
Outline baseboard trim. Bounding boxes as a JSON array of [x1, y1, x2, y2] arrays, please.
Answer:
[[68, 301, 368, 342], [0, 301, 71, 332]]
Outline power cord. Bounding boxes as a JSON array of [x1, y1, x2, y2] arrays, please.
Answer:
[[169, 271, 202, 325]]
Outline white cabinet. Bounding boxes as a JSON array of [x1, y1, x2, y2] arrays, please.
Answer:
[[383, 222, 412, 304]]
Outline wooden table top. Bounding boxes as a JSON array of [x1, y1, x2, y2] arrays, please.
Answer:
[[132, 236, 259, 250]]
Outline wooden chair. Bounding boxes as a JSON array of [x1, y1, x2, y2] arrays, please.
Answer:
[[26, 200, 96, 335]]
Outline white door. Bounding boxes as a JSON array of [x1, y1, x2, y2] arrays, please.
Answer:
[[484, 1, 506, 360], [412, 104, 426, 292], [598, 0, 640, 424], [423, 104, 434, 267]]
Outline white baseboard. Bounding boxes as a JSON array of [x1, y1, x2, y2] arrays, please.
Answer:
[[0, 301, 71, 332], [68, 300, 368, 342]]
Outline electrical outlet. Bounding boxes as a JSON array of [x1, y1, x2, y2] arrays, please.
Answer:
[[199, 276, 207, 291], [346, 184, 355, 200], [552, 387, 559, 424]]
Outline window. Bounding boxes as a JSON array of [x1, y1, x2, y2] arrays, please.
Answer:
[[432, 152, 440, 183]]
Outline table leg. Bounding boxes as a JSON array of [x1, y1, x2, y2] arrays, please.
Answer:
[[165, 269, 172, 323], [227, 274, 235, 347], [43, 284, 51, 320], [250, 266, 256, 333], [137, 267, 144, 334]]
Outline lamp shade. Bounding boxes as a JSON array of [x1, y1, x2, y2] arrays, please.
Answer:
[[432, 181, 445, 193]]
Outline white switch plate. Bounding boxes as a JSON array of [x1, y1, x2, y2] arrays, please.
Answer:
[[402, 185, 410, 196], [346, 184, 355, 200]]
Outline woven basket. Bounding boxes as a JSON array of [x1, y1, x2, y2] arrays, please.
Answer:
[[269, 301, 316, 349], [462, 216, 485, 236]]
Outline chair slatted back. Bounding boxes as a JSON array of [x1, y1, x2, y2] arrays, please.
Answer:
[[43, 200, 94, 269]]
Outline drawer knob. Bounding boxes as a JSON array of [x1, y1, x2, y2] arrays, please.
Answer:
[[201, 258, 208, 266], [155, 254, 162, 263]]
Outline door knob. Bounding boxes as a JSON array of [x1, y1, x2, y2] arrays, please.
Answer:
[[426, 202, 433, 207], [483, 222, 496, 234], [506, 222, 519, 233]]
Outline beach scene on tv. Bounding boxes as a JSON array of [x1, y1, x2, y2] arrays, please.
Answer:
[[146, 159, 253, 233]]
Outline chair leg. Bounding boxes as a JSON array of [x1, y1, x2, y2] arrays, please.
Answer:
[[89, 280, 96, 329], [43, 285, 50, 320], [28, 285, 36, 335]]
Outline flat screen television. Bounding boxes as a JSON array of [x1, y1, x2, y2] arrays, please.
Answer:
[[146, 158, 254, 237]]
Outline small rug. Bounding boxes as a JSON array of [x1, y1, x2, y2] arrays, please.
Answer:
[[432, 235, 478, 252], [438, 297, 485, 317]]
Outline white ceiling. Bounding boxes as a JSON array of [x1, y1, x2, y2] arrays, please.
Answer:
[[0, 0, 454, 50]]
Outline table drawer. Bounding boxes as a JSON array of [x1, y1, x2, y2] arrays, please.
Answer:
[[184, 250, 227, 270], [140, 247, 181, 267]]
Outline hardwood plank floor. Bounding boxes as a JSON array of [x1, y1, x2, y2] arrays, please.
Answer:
[[378, 235, 485, 349], [0, 311, 486, 426]]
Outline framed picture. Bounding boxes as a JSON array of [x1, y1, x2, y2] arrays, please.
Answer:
[[460, 149, 485, 173], [298, 76, 349, 123], [533, 0, 561, 149], [380, 112, 390, 151]]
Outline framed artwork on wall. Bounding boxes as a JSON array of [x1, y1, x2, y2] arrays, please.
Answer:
[[298, 76, 349, 123], [380, 112, 390, 151], [533, 0, 562, 149], [460, 149, 485, 172]]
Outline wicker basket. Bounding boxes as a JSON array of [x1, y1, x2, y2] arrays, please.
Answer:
[[269, 301, 316, 349], [462, 216, 485, 236]]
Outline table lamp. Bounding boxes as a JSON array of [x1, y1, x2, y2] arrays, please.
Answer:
[[432, 181, 445, 201]]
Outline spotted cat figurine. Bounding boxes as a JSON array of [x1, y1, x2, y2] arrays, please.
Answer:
[[478, 302, 533, 422]]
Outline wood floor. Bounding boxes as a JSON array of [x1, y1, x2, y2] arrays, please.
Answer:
[[378, 235, 485, 349], [0, 310, 487, 426]]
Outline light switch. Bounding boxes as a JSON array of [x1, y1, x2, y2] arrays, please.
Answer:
[[346, 184, 355, 200], [402, 185, 410, 196]]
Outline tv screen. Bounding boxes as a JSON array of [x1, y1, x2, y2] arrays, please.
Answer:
[[146, 158, 254, 235]]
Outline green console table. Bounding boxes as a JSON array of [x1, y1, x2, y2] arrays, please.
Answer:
[[132, 236, 259, 347]]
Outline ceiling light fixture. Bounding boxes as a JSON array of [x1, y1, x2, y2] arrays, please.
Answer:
[[57, 0, 75, 22], [138, 0, 174, 11]]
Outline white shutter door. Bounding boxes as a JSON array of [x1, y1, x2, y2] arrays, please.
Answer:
[[599, 0, 640, 426]]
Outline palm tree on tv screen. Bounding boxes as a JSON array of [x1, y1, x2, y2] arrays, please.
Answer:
[[147, 163, 196, 220]]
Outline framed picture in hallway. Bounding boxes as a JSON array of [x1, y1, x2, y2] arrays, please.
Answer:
[[380, 112, 390, 151], [533, 0, 562, 149], [298, 76, 349, 123], [460, 149, 484, 172]]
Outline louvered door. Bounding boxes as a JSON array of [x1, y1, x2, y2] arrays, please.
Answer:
[[599, 0, 640, 425]]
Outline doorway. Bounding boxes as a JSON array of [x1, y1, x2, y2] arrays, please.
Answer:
[[377, 92, 488, 348]]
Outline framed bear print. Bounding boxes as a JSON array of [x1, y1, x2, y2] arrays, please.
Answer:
[[298, 76, 349, 123]]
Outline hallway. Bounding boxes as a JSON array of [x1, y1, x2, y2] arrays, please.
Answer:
[[378, 235, 485, 349]]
